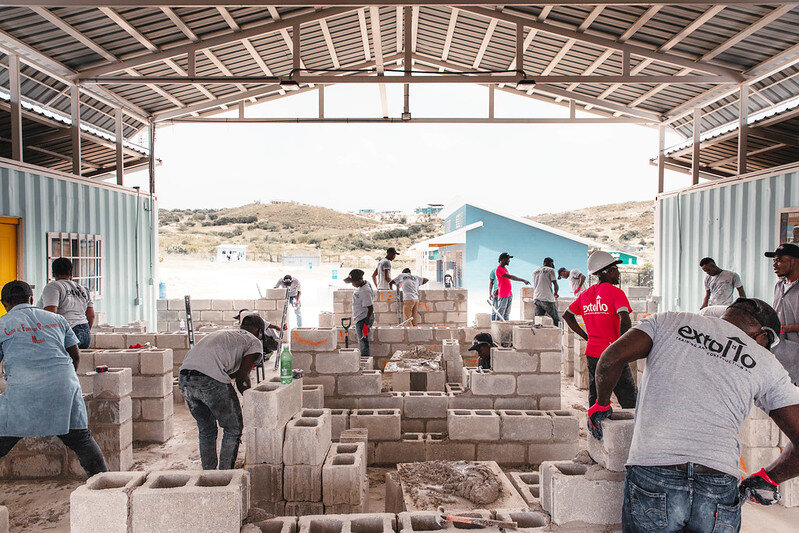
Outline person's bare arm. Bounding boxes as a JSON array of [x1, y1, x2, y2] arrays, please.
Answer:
[[234, 353, 260, 394], [701, 290, 710, 309], [267, 323, 281, 331], [738, 286, 746, 298], [503, 273, 530, 285], [619, 310, 632, 336], [577, 274, 586, 291], [67, 344, 80, 372], [44, 305, 57, 313], [489, 278, 494, 295], [421, 278, 429, 285], [765, 404, 799, 483], [595, 329, 653, 406], [552, 279, 559, 298], [562, 310, 588, 341], [86, 306, 95, 329], [371, 268, 379, 287]]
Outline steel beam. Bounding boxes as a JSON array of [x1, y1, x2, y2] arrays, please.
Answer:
[[691, 107, 700, 185], [9, 55, 23, 162], [657, 125, 665, 193], [5, 1, 785, 6], [70, 85, 82, 176], [737, 84, 748, 175], [115, 107, 124, 185], [166, 117, 651, 124]]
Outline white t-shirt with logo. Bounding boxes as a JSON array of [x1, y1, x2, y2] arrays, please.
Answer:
[[705, 270, 742, 306], [627, 312, 799, 476], [532, 266, 557, 302], [392, 274, 424, 301], [38, 280, 93, 327], [376, 258, 392, 290]]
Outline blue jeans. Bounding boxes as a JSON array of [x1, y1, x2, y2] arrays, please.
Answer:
[[72, 322, 92, 350], [490, 295, 499, 320], [289, 296, 302, 327], [179, 371, 243, 470], [623, 465, 742, 533], [534, 299, 560, 326], [495, 295, 512, 320], [355, 315, 374, 358]]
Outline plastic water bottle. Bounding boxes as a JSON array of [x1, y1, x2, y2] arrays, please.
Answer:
[[280, 346, 293, 384], [179, 319, 186, 332]]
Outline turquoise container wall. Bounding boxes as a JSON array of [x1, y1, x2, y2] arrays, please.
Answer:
[[657, 164, 799, 312], [0, 159, 157, 327]]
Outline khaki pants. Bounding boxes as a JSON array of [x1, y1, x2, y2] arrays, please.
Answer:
[[402, 299, 419, 326]]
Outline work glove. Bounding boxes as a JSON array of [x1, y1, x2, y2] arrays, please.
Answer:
[[587, 402, 612, 440], [362, 324, 370, 337], [740, 468, 781, 505]]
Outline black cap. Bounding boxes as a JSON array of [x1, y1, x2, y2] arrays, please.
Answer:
[[344, 269, 364, 283], [468, 333, 497, 351], [498, 252, 513, 261], [387, 247, 399, 255], [728, 298, 781, 335], [1, 280, 33, 304], [765, 243, 799, 258]]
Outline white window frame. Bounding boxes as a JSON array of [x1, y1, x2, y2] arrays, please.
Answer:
[[46, 232, 104, 299], [777, 207, 799, 246]]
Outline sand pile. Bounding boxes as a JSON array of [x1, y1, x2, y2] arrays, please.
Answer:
[[398, 461, 502, 508]]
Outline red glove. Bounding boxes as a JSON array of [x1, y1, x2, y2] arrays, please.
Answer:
[[587, 402, 612, 440], [574, 288, 580, 295], [362, 324, 370, 337], [740, 468, 781, 505]]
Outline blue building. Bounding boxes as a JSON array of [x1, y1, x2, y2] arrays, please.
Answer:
[[410, 202, 600, 298]]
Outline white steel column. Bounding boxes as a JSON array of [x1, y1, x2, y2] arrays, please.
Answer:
[[318, 85, 325, 118], [488, 86, 495, 119], [9, 54, 22, 162], [657, 125, 665, 193], [70, 85, 81, 176], [738, 84, 749, 175], [691, 108, 701, 185], [115, 107, 124, 185]]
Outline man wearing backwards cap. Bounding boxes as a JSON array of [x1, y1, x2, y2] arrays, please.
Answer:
[[591, 297, 799, 532], [767, 242, 799, 383], [563, 250, 637, 408], [345, 269, 374, 358], [468, 333, 498, 370], [0, 280, 108, 477]]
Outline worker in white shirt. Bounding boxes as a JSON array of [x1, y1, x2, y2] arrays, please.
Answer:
[[275, 275, 302, 327], [390, 268, 429, 326], [372, 248, 398, 290], [558, 267, 586, 296]]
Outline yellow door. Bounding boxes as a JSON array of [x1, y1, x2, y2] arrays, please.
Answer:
[[0, 218, 20, 318]]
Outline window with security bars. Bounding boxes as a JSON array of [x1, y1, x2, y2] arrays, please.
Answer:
[[46, 233, 103, 298]]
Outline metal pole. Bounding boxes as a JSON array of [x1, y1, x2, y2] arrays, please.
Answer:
[[657, 125, 665, 193], [516, 23, 524, 74], [187, 50, 196, 77], [691, 107, 700, 185], [318, 85, 325, 118], [737, 84, 748, 176], [292, 23, 301, 73], [115, 107, 124, 185], [488, 85, 495, 119], [9, 54, 22, 162], [70, 85, 82, 176], [148, 119, 156, 194]]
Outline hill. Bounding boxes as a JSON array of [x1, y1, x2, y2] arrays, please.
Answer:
[[158, 202, 443, 261], [528, 200, 655, 264]]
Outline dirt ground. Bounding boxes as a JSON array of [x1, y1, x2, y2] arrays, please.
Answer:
[[1, 373, 797, 531]]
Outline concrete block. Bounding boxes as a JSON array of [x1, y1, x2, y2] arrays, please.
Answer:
[[247, 463, 283, 504], [781, 476, 799, 507], [491, 348, 539, 373], [349, 409, 401, 441], [741, 446, 781, 472], [527, 442, 580, 465], [500, 410, 554, 442], [539, 351, 561, 373], [740, 417, 780, 448], [291, 329, 338, 352], [493, 397, 538, 411], [447, 409, 500, 441], [323, 444, 366, 505], [539, 397, 561, 411], [284, 501, 324, 517], [131, 470, 250, 532], [283, 409, 332, 465], [89, 396, 133, 425], [474, 313, 491, 329], [550, 410, 580, 442], [398, 510, 492, 533], [131, 373, 172, 399], [155, 334, 189, 349], [246, 426, 285, 464], [509, 471, 541, 507], [140, 396, 173, 421], [540, 462, 624, 525], [476, 443, 527, 465], [299, 514, 394, 533], [358, 393, 404, 410], [90, 368, 133, 399], [133, 416, 173, 443], [407, 328, 434, 342], [338, 371, 382, 396], [374, 434, 426, 465], [70, 471, 147, 533], [469, 370, 515, 396], [303, 385, 325, 409], [330, 409, 349, 441], [516, 374, 560, 397], [246, 516, 296, 533], [315, 349, 361, 374], [403, 392, 449, 419], [93, 333, 127, 349], [304, 376, 336, 398], [587, 409, 635, 471], [244, 378, 304, 429], [377, 327, 406, 343], [140, 349, 173, 375], [512, 326, 561, 352], [339, 428, 368, 444], [385, 471, 406, 513], [284, 464, 322, 501], [94, 350, 141, 374]]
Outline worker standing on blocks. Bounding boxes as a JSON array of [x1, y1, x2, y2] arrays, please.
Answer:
[[494, 253, 530, 321], [562, 251, 637, 408], [275, 274, 302, 328], [767, 243, 799, 384], [345, 269, 374, 358], [372, 247, 398, 290], [590, 298, 799, 532], [390, 268, 429, 326], [0, 281, 108, 477], [532, 258, 561, 326], [558, 266, 586, 296], [179, 314, 273, 470]]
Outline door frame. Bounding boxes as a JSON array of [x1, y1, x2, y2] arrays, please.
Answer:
[[0, 216, 23, 285]]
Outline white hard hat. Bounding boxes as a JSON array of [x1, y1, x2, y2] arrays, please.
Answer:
[[587, 251, 622, 275]]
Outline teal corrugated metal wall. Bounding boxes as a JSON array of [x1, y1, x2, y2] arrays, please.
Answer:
[[657, 166, 799, 311], [0, 162, 156, 327]]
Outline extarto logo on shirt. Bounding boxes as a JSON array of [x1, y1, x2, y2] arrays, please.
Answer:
[[582, 295, 609, 314], [677, 325, 756, 369]]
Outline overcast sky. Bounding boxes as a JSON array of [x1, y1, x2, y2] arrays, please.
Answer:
[[125, 83, 687, 217]]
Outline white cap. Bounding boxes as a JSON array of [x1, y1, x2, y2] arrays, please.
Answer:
[[587, 251, 622, 275]]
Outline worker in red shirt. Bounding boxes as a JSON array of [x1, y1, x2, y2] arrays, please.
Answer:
[[562, 251, 637, 408]]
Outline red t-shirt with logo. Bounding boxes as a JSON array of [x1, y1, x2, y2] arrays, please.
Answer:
[[568, 283, 632, 358], [495, 266, 512, 298]]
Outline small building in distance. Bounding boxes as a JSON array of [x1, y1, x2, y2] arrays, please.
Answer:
[[216, 244, 247, 262], [409, 202, 601, 297], [415, 204, 445, 216]]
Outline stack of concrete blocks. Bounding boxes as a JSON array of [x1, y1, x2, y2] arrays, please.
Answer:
[[0, 368, 133, 480], [283, 408, 332, 516], [520, 286, 536, 321], [573, 337, 589, 390], [740, 406, 799, 507], [243, 376, 303, 516], [561, 328, 575, 377], [490, 320, 533, 347], [442, 339, 463, 385], [303, 384, 325, 409], [332, 289, 468, 327], [92, 321, 147, 334], [540, 461, 625, 526], [72, 469, 250, 532], [91, 331, 209, 379], [445, 409, 580, 466], [155, 292, 287, 332], [474, 313, 491, 329], [322, 442, 369, 513], [556, 297, 575, 315]]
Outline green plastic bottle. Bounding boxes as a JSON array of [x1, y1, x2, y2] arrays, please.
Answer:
[[280, 346, 293, 384]]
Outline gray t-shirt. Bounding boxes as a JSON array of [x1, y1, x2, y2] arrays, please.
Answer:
[[532, 266, 557, 302], [352, 283, 374, 323], [393, 274, 424, 300], [568, 269, 585, 295], [705, 270, 742, 306], [180, 329, 264, 384], [376, 258, 392, 290], [37, 280, 93, 327], [627, 312, 799, 476], [275, 278, 301, 297]]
